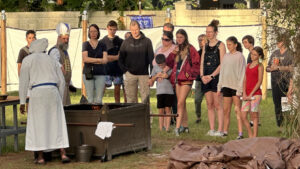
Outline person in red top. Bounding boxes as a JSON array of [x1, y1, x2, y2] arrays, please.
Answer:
[[166, 29, 200, 136], [241, 46, 264, 138]]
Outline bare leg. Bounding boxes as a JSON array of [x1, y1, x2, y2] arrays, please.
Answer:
[[158, 108, 164, 131], [251, 112, 259, 137], [213, 92, 223, 132], [60, 148, 70, 163], [242, 111, 253, 138], [223, 97, 233, 133], [175, 84, 191, 129], [182, 102, 188, 127], [233, 96, 243, 134], [164, 107, 171, 131], [37, 151, 44, 163], [205, 91, 215, 131]]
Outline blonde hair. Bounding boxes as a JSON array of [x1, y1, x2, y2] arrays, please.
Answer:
[[198, 34, 207, 42]]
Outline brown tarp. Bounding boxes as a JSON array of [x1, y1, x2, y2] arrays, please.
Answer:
[[168, 137, 300, 169]]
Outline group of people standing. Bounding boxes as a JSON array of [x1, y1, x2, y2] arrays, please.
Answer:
[[150, 20, 294, 139], [17, 18, 295, 164]]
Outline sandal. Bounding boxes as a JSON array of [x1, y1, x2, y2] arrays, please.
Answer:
[[35, 159, 46, 165], [61, 156, 71, 163]]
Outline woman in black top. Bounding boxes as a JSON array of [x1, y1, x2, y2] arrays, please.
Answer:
[[200, 20, 226, 137], [82, 24, 108, 103]]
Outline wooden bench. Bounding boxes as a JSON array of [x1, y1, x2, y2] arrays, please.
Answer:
[[0, 96, 26, 155]]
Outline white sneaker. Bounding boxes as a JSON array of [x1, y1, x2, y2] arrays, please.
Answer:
[[213, 131, 224, 137], [206, 130, 215, 136]]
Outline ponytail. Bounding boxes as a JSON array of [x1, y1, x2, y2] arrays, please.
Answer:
[[237, 42, 242, 52], [227, 36, 242, 52]]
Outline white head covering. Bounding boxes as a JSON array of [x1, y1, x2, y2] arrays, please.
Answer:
[[56, 23, 71, 36], [29, 38, 48, 53]]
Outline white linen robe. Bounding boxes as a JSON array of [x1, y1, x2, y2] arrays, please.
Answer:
[[19, 38, 69, 151]]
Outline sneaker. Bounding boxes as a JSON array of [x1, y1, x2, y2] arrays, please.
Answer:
[[174, 128, 180, 136], [213, 131, 224, 137], [250, 121, 254, 127], [236, 135, 244, 140], [184, 127, 190, 133], [223, 133, 228, 137], [195, 119, 201, 124], [179, 126, 185, 133], [250, 121, 262, 127], [206, 130, 215, 136]]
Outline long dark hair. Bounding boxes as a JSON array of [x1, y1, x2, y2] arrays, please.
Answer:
[[176, 29, 189, 50], [253, 46, 264, 60], [163, 31, 173, 43], [226, 36, 242, 52], [176, 29, 192, 66]]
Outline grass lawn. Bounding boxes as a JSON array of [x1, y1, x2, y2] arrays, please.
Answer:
[[0, 89, 282, 169]]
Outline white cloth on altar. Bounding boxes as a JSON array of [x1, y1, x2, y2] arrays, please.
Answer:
[[95, 122, 115, 139]]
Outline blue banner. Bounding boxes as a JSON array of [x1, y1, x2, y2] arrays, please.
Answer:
[[130, 16, 153, 29]]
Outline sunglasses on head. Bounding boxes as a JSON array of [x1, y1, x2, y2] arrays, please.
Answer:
[[162, 38, 171, 42]]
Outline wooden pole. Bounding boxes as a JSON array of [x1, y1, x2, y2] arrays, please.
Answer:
[[1, 10, 7, 95], [261, 7, 268, 100], [139, 0, 142, 15], [81, 11, 88, 97], [165, 8, 171, 23]]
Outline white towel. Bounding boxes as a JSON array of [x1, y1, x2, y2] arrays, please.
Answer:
[[95, 122, 115, 139]]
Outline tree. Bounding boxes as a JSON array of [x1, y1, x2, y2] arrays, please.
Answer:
[[263, 0, 300, 138]]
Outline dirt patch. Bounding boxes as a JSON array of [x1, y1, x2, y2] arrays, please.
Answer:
[[0, 139, 218, 169]]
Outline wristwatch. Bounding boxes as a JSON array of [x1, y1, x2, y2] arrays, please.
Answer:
[[211, 75, 215, 79]]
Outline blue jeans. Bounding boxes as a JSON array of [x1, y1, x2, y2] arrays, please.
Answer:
[[83, 74, 106, 103]]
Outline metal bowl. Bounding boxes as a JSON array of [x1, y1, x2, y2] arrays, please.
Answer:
[[0, 94, 8, 100]]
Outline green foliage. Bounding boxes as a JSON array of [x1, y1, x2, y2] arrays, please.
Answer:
[[263, 0, 300, 138], [151, 0, 180, 10], [234, 2, 247, 9]]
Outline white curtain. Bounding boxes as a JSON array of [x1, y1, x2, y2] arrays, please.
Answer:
[[3, 25, 268, 92]]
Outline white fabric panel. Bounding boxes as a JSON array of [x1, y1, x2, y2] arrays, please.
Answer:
[[4, 25, 269, 92]]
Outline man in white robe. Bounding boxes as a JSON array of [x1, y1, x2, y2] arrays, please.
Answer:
[[19, 38, 70, 164]]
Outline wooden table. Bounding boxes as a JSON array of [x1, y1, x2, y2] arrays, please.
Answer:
[[0, 96, 26, 155]]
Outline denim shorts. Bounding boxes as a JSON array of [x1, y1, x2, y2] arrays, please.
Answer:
[[105, 75, 123, 87]]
